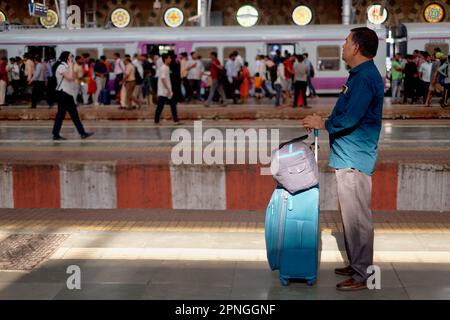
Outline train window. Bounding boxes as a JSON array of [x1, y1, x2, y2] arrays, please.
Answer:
[[104, 49, 126, 61], [223, 47, 246, 63], [195, 47, 217, 71], [76, 48, 98, 60], [317, 46, 340, 71], [146, 44, 175, 56], [0, 49, 7, 59], [267, 44, 295, 57], [425, 43, 449, 56], [26, 46, 56, 61]]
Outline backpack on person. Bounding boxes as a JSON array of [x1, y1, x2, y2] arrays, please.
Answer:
[[309, 62, 315, 78], [19, 63, 26, 85], [135, 67, 143, 85], [48, 60, 63, 91], [269, 65, 278, 83]]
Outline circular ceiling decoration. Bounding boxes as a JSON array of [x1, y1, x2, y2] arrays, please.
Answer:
[[423, 3, 445, 23], [367, 4, 388, 25], [111, 8, 131, 28], [164, 7, 184, 28], [40, 9, 59, 29], [292, 5, 313, 26], [236, 5, 259, 27]]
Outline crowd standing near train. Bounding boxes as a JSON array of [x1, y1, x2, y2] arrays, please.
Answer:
[[1, 46, 449, 112], [0, 48, 316, 110], [390, 48, 450, 108]]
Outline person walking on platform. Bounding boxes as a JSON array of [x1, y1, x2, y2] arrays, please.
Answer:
[[402, 54, 418, 104], [51, 51, 94, 141], [169, 51, 183, 105], [29, 56, 48, 109], [293, 54, 308, 108], [93, 57, 108, 106], [154, 53, 179, 124], [303, 53, 318, 98], [205, 51, 227, 107], [122, 58, 141, 110], [303, 27, 384, 291], [225, 53, 239, 104], [274, 57, 287, 107], [418, 52, 432, 105], [390, 53, 403, 104], [113, 52, 125, 103], [186, 51, 204, 103], [23, 53, 34, 99], [238, 62, 251, 104]]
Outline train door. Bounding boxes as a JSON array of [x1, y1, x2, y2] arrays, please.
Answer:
[[267, 43, 295, 57], [26, 46, 56, 61]]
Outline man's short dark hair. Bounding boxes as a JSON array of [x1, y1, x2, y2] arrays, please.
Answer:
[[211, 52, 217, 58], [350, 27, 379, 59], [161, 53, 169, 62]]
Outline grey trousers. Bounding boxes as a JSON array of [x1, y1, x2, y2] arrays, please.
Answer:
[[207, 79, 226, 104], [335, 168, 374, 282]]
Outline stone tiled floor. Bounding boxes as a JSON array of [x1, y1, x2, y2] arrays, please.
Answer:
[[0, 209, 450, 300]]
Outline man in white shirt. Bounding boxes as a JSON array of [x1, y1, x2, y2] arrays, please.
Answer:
[[7, 57, 20, 104], [186, 51, 204, 102], [132, 53, 144, 107], [234, 51, 243, 70], [225, 53, 239, 104], [52, 51, 93, 140], [154, 53, 179, 124], [293, 54, 309, 108], [418, 52, 432, 104], [113, 52, 125, 102]]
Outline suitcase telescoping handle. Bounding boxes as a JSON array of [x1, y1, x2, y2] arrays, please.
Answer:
[[314, 129, 318, 163]]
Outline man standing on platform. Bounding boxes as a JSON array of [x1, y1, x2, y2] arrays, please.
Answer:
[[303, 27, 384, 291]]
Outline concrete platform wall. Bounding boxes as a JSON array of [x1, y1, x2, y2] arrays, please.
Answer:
[[0, 161, 448, 212]]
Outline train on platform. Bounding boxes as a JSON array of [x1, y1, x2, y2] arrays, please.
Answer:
[[0, 23, 448, 94]]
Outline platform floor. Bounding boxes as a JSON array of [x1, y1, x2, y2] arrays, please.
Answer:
[[0, 119, 449, 163], [1, 97, 449, 121], [0, 209, 449, 300]]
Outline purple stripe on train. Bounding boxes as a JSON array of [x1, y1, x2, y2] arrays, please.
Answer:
[[311, 77, 347, 90]]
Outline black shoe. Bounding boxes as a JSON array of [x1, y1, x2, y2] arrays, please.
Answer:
[[53, 135, 67, 141], [335, 266, 356, 276], [80, 132, 94, 139]]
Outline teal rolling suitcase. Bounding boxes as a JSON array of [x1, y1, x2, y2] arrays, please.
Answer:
[[265, 130, 320, 286]]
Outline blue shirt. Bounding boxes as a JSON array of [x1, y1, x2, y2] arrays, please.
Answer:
[[324, 60, 384, 176]]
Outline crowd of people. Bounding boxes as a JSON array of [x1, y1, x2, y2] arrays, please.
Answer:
[[390, 48, 450, 108], [0, 49, 319, 113]]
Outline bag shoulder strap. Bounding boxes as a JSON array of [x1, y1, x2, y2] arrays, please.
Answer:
[[278, 135, 309, 149], [55, 63, 67, 91]]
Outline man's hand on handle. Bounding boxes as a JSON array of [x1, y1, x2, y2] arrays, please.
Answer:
[[302, 113, 325, 133]]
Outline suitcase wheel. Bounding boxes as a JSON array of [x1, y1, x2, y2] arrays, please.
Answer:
[[307, 279, 316, 286], [280, 277, 289, 286]]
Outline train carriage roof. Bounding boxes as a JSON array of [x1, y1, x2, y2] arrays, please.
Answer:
[[0, 24, 386, 45], [402, 23, 450, 39]]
